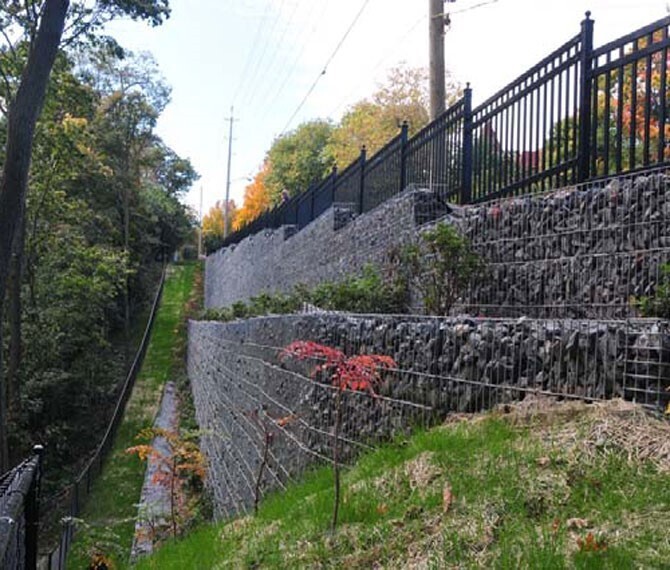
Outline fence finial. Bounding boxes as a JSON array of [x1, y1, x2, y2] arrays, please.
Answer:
[[32, 445, 44, 457], [584, 10, 591, 20]]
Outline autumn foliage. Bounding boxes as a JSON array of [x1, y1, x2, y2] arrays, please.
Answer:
[[126, 428, 206, 540], [280, 340, 395, 395], [280, 340, 395, 530], [233, 164, 272, 231]]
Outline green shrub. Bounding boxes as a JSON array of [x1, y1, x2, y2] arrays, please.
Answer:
[[196, 266, 407, 322], [398, 222, 483, 316], [309, 265, 407, 314], [637, 263, 670, 318]]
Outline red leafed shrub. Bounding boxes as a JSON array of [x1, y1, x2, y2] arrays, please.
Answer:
[[280, 340, 396, 530], [280, 340, 395, 395]]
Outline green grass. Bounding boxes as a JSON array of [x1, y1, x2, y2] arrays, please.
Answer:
[[135, 402, 670, 569], [67, 263, 199, 569]]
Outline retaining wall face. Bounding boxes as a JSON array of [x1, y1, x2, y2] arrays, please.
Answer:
[[206, 172, 670, 318], [188, 314, 670, 519], [205, 192, 418, 309], [454, 172, 670, 317]]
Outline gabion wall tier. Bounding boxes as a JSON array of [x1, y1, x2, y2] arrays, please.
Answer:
[[188, 314, 669, 519], [206, 171, 670, 319], [456, 172, 670, 317], [204, 193, 419, 309]]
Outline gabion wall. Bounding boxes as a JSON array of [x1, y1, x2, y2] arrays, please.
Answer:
[[458, 172, 670, 317], [206, 172, 670, 320], [188, 313, 669, 519]]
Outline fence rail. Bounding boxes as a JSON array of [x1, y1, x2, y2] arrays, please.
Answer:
[[0, 448, 43, 570], [208, 12, 670, 254], [40, 266, 167, 570]]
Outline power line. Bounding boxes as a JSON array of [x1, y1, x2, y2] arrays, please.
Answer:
[[450, 0, 499, 16], [327, 13, 427, 119], [237, 0, 287, 107], [279, 0, 372, 135], [232, 3, 272, 106], [246, 0, 302, 111], [256, 0, 330, 124]]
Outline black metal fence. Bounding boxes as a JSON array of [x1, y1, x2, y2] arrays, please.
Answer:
[[0, 448, 43, 570], [40, 266, 166, 570], [209, 12, 670, 254]]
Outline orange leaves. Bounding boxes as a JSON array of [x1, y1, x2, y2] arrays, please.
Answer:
[[276, 414, 297, 428], [126, 429, 207, 488], [442, 483, 453, 513], [233, 165, 272, 231], [280, 340, 396, 395], [577, 532, 607, 552], [125, 444, 158, 462]]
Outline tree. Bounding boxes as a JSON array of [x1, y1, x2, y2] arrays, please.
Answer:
[[0, 0, 170, 471], [328, 65, 460, 168], [233, 164, 271, 231], [265, 119, 335, 203], [202, 200, 238, 251], [126, 428, 206, 541], [0, 0, 71, 473], [280, 341, 395, 530], [591, 33, 670, 175]]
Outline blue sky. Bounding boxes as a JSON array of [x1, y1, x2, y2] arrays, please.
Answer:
[[105, 0, 669, 216]]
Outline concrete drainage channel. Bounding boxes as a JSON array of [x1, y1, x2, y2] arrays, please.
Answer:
[[131, 381, 179, 561]]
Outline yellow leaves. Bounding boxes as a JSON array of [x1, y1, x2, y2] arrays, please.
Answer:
[[203, 200, 238, 240], [61, 113, 88, 133], [125, 444, 157, 462], [234, 165, 272, 231]]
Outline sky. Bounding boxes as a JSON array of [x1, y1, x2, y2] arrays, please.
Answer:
[[104, 0, 670, 216]]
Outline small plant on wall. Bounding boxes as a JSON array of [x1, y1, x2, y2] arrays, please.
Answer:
[[397, 221, 483, 315], [280, 341, 396, 530], [636, 263, 670, 319]]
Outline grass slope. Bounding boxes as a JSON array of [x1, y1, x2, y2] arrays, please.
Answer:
[[136, 399, 670, 569], [68, 263, 198, 569]]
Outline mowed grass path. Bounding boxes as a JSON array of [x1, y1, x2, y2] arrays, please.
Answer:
[[68, 263, 197, 569]]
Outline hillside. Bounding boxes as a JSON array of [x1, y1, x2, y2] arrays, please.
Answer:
[[135, 398, 670, 569]]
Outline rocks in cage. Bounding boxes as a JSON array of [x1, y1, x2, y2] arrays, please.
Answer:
[[447, 173, 670, 318], [188, 314, 670, 519]]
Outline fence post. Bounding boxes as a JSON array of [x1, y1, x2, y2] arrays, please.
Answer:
[[577, 11, 594, 182], [330, 165, 338, 204], [399, 121, 409, 191], [25, 445, 44, 570], [310, 185, 315, 223], [461, 85, 474, 204], [358, 146, 367, 214]]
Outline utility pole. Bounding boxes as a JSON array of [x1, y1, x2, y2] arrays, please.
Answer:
[[429, 0, 449, 120], [224, 106, 235, 239], [198, 185, 203, 258]]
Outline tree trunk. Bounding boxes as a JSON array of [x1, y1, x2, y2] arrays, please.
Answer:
[[7, 205, 25, 423], [0, 0, 70, 472], [331, 390, 342, 532], [124, 177, 131, 369]]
